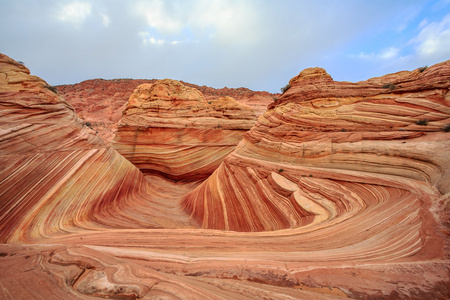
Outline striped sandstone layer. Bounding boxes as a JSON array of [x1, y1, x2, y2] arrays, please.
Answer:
[[112, 80, 257, 181], [184, 63, 449, 230], [180, 62, 449, 295], [0, 54, 194, 243], [1, 52, 449, 299]]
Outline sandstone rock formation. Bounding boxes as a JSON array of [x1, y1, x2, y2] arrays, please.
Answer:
[[1, 52, 449, 299], [0, 54, 192, 243], [57, 79, 274, 144], [182, 62, 450, 295], [56, 79, 151, 143], [112, 80, 257, 180]]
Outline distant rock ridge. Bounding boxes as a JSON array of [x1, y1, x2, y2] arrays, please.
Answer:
[[57, 78, 274, 143], [112, 80, 257, 180]]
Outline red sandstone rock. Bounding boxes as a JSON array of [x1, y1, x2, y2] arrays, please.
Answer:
[[57, 79, 274, 144], [112, 80, 257, 180], [1, 52, 449, 299], [0, 54, 192, 244], [182, 61, 450, 294]]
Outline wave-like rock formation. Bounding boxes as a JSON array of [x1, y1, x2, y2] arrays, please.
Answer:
[[184, 63, 450, 230], [181, 63, 450, 294], [57, 79, 273, 144], [1, 52, 449, 299], [112, 80, 257, 180], [0, 54, 195, 243]]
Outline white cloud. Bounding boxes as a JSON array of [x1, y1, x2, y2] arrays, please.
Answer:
[[411, 14, 450, 61], [354, 47, 401, 60], [57, 1, 91, 25], [379, 47, 400, 59], [134, 0, 261, 46], [100, 13, 110, 27], [135, 0, 184, 35], [138, 31, 165, 45]]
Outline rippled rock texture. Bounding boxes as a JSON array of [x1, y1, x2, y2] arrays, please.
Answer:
[[112, 80, 257, 180], [0, 54, 192, 244], [1, 52, 449, 299]]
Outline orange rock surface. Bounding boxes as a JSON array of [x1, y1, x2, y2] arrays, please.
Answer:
[[112, 80, 257, 180], [0, 52, 449, 299]]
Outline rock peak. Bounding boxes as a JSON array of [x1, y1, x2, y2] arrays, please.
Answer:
[[146, 79, 205, 102], [289, 67, 333, 85]]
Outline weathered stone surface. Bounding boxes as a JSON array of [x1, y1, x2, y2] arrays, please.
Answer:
[[1, 52, 449, 299], [0, 54, 193, 243], [58, 79, 274, 144], [112, 80, 258, 180], [182, 62, 450, 295]]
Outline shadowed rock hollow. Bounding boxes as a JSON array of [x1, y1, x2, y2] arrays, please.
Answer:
[[0, 52, 449, 299]]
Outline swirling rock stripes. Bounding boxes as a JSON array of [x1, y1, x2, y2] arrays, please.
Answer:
[[112, 81, 257, 180], [0, 54, 194, 243], [1, 52, 449, 299]]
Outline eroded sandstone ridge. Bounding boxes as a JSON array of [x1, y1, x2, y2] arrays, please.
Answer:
[[0, 54, 192, 243], [57, 79, 273, 144], [112, 80, 257, 180], [184, 64, 450, 230], [0, 52, 449, 299]]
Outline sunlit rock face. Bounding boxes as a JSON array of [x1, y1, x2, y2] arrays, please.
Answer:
[[112, 80, 257, 181], [1, 52, 449, 299], [183, 62, 450, 235], [0, 54, 186, 243]]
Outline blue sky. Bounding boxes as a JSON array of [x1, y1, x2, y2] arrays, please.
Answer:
[[0, 0, 449, 93]]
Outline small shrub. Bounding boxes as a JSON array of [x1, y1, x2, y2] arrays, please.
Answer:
[[17, 61, 25, 65], [273, 96, 278, 102], [44, 85, 58, 94], [418, 66, 428, 73], [278, 169, 284, 173], [280, 83, 291, 94], [85, 121, 92, 128], [415, 118, 429, 126], [382, 83, 397, 90], [443, 123, 450, 132]]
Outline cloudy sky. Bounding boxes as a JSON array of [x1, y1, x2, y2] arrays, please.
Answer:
[[1, 0, 449, 93]]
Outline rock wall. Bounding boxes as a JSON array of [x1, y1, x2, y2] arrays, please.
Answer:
[[112, 80, 257, 181], [0, 54, 189, 243], [183, 63, 450, 231]]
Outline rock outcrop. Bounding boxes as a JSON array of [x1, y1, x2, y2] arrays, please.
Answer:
[[0, 54, 193, 243], [182, 62, 450, 295], [112, 80, 257, 180], [184, 63, 450, 230], [57, 79, 274, 144], [1, 52, 449, 299]]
